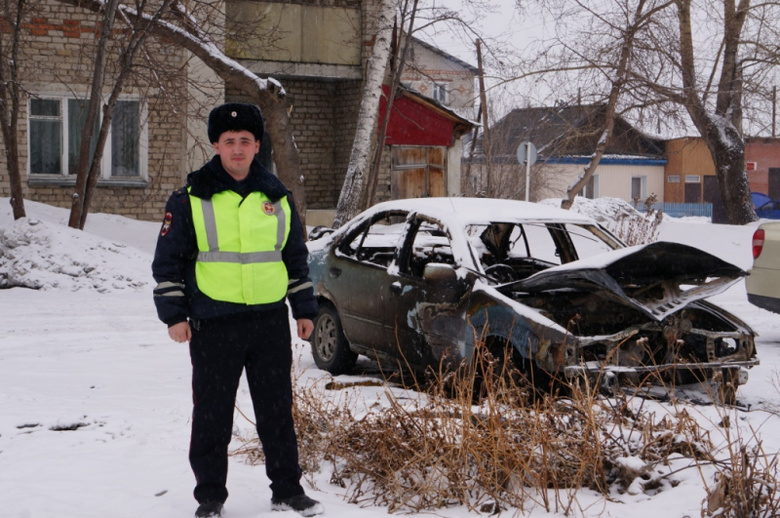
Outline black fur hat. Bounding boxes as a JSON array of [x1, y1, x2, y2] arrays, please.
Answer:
[[207, 102, 265, 143]]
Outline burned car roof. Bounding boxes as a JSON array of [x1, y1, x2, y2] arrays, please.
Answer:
[[336, 197, 598, 229]]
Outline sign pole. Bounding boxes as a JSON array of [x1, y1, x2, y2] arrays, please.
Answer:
[[525, 142, 531, 201], [516, 141, 537, 202]]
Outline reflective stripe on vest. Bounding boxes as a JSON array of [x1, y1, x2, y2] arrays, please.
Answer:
[[189, 189, 290, 304]]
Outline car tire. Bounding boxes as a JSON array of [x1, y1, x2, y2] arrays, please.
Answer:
[[311, 304, 357, 375]]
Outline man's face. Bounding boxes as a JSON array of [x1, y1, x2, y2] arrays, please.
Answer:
[[213, 130, 260, 180]]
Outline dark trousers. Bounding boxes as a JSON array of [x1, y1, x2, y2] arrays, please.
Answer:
[[188, 307, 304, 504]]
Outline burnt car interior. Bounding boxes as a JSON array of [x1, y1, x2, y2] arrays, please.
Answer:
[[467, 221, 620, 282], [403, 219, 456, 277], [508, 241, 756, 393], [337, 211, 408, 268], [334, 211, 623, 285]]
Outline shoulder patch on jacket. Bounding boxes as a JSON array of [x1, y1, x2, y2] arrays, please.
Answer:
[[160, 212, 173, 236]]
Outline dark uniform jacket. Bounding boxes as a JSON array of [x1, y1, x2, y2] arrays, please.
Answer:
[[152, 156, 318, 327]]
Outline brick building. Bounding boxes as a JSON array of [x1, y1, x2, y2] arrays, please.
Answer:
[[663, 136, 780, 207], [0, 2, 201, 221], [745, 137, 780, 199], [0, 0, 477, 223]]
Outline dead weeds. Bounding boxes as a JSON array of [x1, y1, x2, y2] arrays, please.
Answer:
[[231, 346, 779, 516]]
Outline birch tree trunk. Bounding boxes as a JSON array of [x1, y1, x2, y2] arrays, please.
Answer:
[[365, 0, 417, 209], [332, 0, 397, 228]]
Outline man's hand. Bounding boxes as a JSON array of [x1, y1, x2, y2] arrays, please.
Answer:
[[168, 321, 192, 343], [297, 318, 314, 340]]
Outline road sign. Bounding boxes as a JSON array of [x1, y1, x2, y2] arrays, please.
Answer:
[[516, 141, 537, 166]]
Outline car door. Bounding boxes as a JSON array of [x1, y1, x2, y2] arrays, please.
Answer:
[[327, 211, 407, 357], [385, 215, 470, 371]]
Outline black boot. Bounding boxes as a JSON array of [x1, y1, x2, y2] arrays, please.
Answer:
[[195, 501, 223, 518], [271, 494, 324, 516]]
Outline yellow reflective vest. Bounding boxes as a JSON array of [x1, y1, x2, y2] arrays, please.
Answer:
[[189, 188, 291, 305]]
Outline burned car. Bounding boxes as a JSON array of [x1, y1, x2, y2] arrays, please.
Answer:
[[307, 198, 757, 403]]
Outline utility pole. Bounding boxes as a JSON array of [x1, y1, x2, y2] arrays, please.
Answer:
[[773, 85, 777, 138], [476, 39, 491, 195]]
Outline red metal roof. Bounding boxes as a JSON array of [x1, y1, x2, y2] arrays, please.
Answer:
[[378, 85, 459, 147]]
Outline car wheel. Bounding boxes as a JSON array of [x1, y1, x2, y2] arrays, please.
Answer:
[[311, 304, 357, 375]]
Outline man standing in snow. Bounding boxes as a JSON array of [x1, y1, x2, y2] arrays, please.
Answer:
[[151, 102, 323, 518]]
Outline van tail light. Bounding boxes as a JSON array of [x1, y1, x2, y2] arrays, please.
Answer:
[[752, 229, 765, 259]]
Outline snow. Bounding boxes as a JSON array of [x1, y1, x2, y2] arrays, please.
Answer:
[[2, 197, 780, 518]]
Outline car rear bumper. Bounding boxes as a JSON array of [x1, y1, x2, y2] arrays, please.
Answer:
[[747, 293, 780, 314]]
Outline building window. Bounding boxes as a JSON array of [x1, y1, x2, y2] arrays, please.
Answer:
[[433, 83, 448, 105], [29, 96, 145, 180], [685, 175, 701, 183], [29, 99, 63, 175], [111, 100, 141, 177], [631, 176, 647, 200], [668, 175, 681, 183]]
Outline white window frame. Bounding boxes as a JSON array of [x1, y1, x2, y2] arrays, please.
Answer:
[[433, 83, 448, 105], [685, 175, 701, 183], [667, 175, 681, 183], [28, 94, 148, 182], [631, 176, 647, 200]]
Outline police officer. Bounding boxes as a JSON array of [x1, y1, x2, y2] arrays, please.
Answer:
[[152, 102, 323, 518]]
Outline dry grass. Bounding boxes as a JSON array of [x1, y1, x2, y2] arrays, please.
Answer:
[[701, 419, 780, 517], [231, 344, 779, 516], [609, 194, 663, 246]]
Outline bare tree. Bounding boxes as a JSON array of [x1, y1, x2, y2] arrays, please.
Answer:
[[0, 0, 27, 220], [67, 0, 120, 229], [672, 0, 755, 224], [561, 1, 673, 210], [334, 0, 500, 226], [364, 0, 420, 211], [63, 0, 175, 229], [516, 0, 780, 224]]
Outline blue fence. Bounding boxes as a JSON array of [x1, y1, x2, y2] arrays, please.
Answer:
[[636, 202, 713, 218]]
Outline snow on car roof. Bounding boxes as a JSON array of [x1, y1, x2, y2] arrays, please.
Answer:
[[365, 197, 598, 226], [306, 198, 602, 255]]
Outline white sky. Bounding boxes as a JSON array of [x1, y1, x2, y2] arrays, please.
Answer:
[[418, 0, 778, 138], [416, 0, 546, 103]]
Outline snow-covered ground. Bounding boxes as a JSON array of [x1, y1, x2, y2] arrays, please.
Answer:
[[1, 198, 779, 518]]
